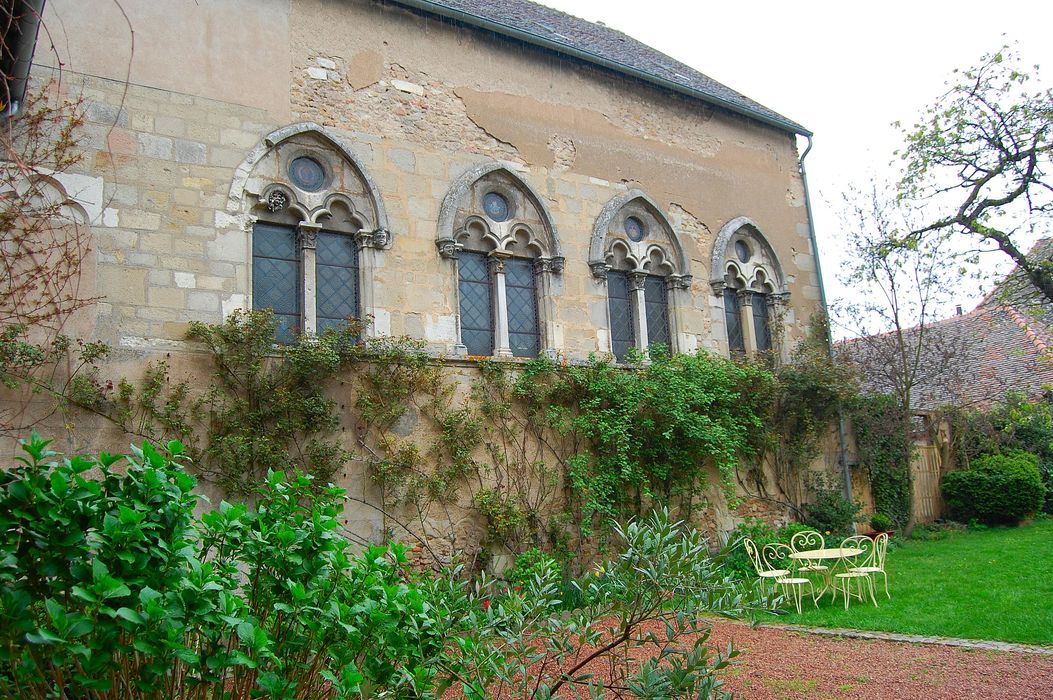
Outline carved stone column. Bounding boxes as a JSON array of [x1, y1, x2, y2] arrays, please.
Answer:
[[534, 257, 563, 355], [768, 291, 791, 361], [297, 222, 320, 334], [665, 274, 692, 354], [738, 289, 758, 355], [354, 227, 389, 337], [489, 251, 513, 358], [629, 271, 649, 354]]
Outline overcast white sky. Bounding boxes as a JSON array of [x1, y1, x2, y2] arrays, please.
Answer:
[[540, 0, 1053, 319]]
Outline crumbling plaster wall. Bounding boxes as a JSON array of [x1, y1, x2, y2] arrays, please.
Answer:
[[7, 0, 826, 548], [288, 0, 820, 356]]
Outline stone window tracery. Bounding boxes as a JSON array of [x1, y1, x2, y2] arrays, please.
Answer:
[[233, 123, 389, 341], [590, 190, 691, 360], [437, 163, 563, 358], [710, 217, 788, 358]]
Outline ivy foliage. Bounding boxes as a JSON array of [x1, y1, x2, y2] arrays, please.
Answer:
[[762, 315, 858, 515], [513, 350, 775, 532], [850, 392, 913, 529], [77, 310, 850, 561]]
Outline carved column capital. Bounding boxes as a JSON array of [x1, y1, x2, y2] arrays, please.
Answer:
[[487, 250, 511, 274], [371, 227, 391, 248], [709, 279, 726, 297], [769, 291, 791, 307], [297, 222, 321, 250], [737, 289, 758, 304], [354, 227, 391, 250], [628, 271, 648, 292]]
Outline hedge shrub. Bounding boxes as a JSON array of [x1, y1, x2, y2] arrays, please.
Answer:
[[942, 450, 1046, 525]]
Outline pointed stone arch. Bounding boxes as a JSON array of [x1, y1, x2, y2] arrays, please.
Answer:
[[710, 216, 790, 359], [591, 190, 692, 359], [436, 161, 563, 359], [436, 161, 563, 267], [709, 216, 786, 293], [589, 189, 691, 288], [225, 122, 391, 339], [227, 121, 389, 240]]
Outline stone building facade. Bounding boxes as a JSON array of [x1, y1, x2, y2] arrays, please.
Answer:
[[14, 0, 830, 548]]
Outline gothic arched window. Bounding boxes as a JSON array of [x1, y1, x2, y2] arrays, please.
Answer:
[[437, 163, 563, 358], [710, 217, 788, 358], [234, 124, 389, 343], [589, 190, 691, 361]]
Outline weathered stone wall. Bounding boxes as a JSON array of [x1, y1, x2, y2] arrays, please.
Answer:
[[7, 0, 834, 550]]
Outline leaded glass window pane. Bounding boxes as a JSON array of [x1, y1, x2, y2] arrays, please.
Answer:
[[505, 257, 539, 358], [752, 293, 771, 353], [252, 222, 299, 343], [724, 289, 745, 354], [607, 271, 634, 362], [459, 252, 493, 356], [316, 231, 359, 334], [644, 275, 670, 355]]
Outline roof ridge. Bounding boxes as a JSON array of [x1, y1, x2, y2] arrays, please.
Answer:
[[1002, 303, 1053, 358]]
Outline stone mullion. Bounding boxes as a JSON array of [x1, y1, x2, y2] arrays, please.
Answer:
[[489, 252, 513, 358], [354, 228, 389, 338], [629, 271, 649, 354], [738, 289, 758, 355], [297, 222, 320, 334], [534, 257, 564, 356]]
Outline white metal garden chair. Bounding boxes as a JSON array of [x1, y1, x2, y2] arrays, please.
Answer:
[[765, 542, 817, 614], [849, 532, 890, 599], [743, 537, 789, 598], [832, 535, 878, 609], [789, 530, 829, 574]]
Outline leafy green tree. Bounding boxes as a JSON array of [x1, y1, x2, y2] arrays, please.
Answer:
[[835, 183, 970, 534], [899, 47, 1053, 303]]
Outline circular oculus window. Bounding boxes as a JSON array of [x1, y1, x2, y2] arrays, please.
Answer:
[[624, 216, 645, 242], [734, 240, 751, 263], [288, 156, 327, 192], [483, 191, 510, 222]]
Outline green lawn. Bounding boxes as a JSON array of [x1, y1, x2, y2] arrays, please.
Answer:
[[767, 519, 1053, 645]]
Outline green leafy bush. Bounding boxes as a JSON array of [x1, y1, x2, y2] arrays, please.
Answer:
[[0, 434, 465, 698], [448, 509, 761, 699], [870, 512, 892, 532], [504, 547, 562, 589], [0, 436, 756, 699], [803, 473, 861, 536], [942, 450, 1046, 525]]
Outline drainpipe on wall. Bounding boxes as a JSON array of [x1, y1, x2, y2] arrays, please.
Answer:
[[798, 134, 852, 501], [1, 0, 47, 119]]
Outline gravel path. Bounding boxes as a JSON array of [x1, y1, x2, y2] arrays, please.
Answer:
[[706, 621, 1053, 699]]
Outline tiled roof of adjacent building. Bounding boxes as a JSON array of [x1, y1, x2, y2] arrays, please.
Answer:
[[839, 240, 1053, 411], [387, 0, 811, 136]]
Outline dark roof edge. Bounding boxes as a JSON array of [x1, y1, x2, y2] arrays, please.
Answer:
[[388, 0, 812, 137]]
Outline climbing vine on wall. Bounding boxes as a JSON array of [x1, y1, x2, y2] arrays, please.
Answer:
[[68, 310, 847, 567], [850, 392, 912, 529], [749, 315, 858, 518]]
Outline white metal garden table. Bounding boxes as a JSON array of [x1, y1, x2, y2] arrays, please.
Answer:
[[790, 547, 863, 599]]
